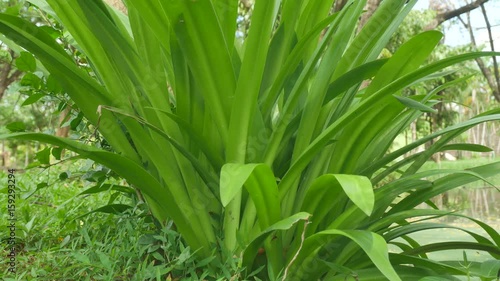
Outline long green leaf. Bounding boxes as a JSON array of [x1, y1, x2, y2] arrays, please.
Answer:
[[291, 230, 401, 281]]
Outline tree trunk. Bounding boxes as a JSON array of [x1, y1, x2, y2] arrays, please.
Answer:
[[0, 50, 23, 101], [458, 12, 500, 102], [55, 106, 71, 138]]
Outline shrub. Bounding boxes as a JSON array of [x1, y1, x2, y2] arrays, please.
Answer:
[[1, 0, 499, 279]]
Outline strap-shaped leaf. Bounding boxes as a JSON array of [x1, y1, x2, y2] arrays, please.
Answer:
[[241, 212, 311, 274], [0, 13, 139, 162], [291, 230, 402, 281], [227, 0, 280, 163], [327, 31, 442, 174], [439, 143, 493, 153], [278, 52, 500, 199], [390, 161, 500, 214], [220, 163, 280, 230], [403, 242, 500, 257], [393, 95, 438, 113], [301, 174, 374, 232]]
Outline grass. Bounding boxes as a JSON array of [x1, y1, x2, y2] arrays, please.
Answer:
[[0, 164, 243, 280]]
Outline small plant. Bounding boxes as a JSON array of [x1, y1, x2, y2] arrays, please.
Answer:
[[1, 0, 500, 279]]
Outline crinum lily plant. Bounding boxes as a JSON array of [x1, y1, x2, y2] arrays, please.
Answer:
[[1, 0, 500, 280]]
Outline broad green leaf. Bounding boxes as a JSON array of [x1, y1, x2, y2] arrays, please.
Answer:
[[99, 105, 219, 196], [21, 93, 45, 106], [35, 147, 51, 165], [220, 163, 280, 229], [16, 51, 36, 72], [20, 73, 42, 88], [333, 0, 406, 76], [212, 0, 238, 50], [300, 174, 374, 238], [292, 230, 401, 281], [5, 121, 26, 132], [400, 168, 497, 190], [220, 162, 285, 277], [220, 163, 258, 205], [384, 222, 497, 250], [332, 175, 374, 216], [242, 212, 311, 272], [291, 0, 369, 175], [365, 30, 443, 97], [262, 6, 353, 166], [325, 30, 442, 176]]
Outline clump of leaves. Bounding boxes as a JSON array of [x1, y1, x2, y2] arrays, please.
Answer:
[[1, 0, 500, 280]]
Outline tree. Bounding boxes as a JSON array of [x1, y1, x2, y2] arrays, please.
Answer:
[[456, 2, 500, 102], [355, 0, 498, 103], [0, 49, 22, 100]]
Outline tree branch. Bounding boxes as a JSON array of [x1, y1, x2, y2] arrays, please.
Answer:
[[425, 0, 490, 30], [459, 13, 500, 102], [437, 0, 489, 25]]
